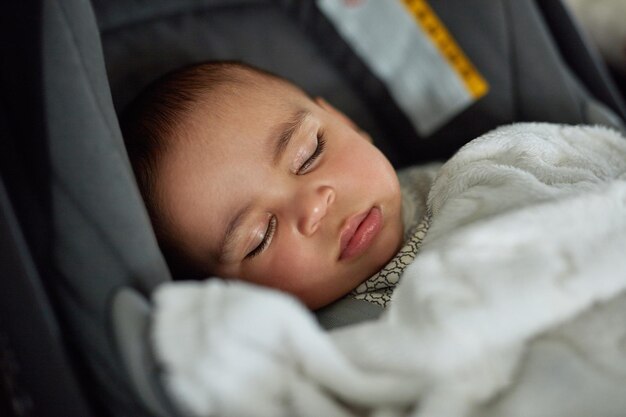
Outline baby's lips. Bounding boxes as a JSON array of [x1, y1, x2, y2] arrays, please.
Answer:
[[339, 207, 382, 261]]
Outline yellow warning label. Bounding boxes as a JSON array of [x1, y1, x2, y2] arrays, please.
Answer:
[[400, 0, 489, 99]]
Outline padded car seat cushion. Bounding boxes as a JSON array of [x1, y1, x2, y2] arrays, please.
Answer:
[[1, 0, 173, 414]]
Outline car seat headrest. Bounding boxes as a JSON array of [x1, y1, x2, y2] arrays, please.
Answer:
[[2, 0, 172, 414]]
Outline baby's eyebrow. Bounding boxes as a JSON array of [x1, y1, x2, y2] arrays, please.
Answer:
[[272, 109, 310, 166]]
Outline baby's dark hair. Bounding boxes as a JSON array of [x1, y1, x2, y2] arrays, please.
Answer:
[[120, 61, 284, 277]]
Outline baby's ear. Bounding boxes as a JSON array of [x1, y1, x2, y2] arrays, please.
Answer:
[[315, 97, 373, 143]]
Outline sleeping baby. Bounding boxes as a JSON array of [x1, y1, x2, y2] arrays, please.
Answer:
[[127, 62, 626, 417], [121, 61, 437, 310]]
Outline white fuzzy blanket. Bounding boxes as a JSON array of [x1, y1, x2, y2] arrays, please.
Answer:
[[151, 123, 626, 417]]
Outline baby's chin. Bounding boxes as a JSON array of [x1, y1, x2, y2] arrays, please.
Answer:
[[357, 212, 404, 282]]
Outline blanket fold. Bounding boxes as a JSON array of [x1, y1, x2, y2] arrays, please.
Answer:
[[151, 123, 626, 417]]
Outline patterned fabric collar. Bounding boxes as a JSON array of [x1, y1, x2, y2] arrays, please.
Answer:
[[351, 213, 431, 307]]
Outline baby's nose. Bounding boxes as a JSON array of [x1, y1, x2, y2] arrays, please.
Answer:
[[298, 186, 335, 236]]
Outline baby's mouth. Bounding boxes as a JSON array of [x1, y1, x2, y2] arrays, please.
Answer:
[[339, 206, 383, 261]]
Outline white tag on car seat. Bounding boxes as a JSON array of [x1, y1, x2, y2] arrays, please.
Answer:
[[317, 0, 489, 136]]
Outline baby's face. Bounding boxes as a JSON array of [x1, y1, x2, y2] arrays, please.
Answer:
[[158, 79, 403, 308]]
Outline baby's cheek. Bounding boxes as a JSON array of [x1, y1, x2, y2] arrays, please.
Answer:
[[262, 240, 331, 293], [340, 140, 392, 183]]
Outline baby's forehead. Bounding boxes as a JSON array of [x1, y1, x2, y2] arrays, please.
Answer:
[[161, 72, 313, 189], [183, 86, 307, 145], [204, 69, 295, 99], [162, 97, 298, 191], [207, 69, 308, 109]]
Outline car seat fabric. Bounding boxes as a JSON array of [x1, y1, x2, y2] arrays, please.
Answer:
[[0, 176, 94, 416], [40, 0, 174, 412], [546, 0, 626, 122], [1, 0, 172, 415]]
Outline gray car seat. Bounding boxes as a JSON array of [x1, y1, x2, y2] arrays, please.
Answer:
[[1, 0, 625, 416]]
